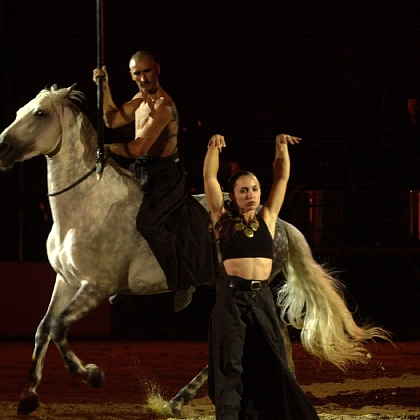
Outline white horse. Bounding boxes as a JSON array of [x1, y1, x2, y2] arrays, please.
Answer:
[[0, 85, 389, 416]]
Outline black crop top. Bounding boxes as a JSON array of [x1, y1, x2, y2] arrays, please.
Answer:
[[219, 215, 274, 261]]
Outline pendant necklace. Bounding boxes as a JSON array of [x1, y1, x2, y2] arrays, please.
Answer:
[[234, 216, 259, 238]]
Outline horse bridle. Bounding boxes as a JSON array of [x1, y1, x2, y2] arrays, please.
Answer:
[[47, 167, 97, 197], [46, 105, 100, 197]]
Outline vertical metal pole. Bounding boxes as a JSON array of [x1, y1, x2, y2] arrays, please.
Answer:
[[96, 0, 105, 179], [18, 163, 24, 261]]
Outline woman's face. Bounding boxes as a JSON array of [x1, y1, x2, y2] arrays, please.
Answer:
[[231, 174, 261, 213]]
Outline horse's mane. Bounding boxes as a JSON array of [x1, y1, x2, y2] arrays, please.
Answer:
[[39, 84, 87, 113], [38, 84, 134, 180]]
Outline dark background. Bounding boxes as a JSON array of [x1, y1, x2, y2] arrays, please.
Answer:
[[1, 0, 420, 339]]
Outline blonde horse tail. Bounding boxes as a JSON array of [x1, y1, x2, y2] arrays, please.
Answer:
[[277, 221, 391, 370]]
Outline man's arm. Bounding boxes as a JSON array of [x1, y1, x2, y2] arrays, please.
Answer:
[[103, 97, 141, 129], [93, 66, 141, 128], [107, 97, 174, 158]]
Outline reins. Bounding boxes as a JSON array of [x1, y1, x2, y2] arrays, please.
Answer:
[[47, 93, 106, 197], [47, 167, 97, 197]]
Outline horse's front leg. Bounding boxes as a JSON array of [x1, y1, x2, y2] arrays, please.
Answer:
[[18, 276, 76, 414], [18, 278, 107, 414], [49, 279, 108, 388], [18, 318, 52, 414]]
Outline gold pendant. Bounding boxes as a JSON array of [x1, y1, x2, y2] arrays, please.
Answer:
[[235, 221, 245, 231], [234, 216, 259, 238], [243, 227, 254, 238], [249, 218, 259, 231]]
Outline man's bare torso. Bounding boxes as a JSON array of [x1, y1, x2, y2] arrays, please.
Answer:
[[135, 96, 179, 158]]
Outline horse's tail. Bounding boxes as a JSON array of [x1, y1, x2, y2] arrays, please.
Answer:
[[277, 220, 391, 371]]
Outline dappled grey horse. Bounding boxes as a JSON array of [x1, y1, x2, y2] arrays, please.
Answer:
[[0, 85, 389, 416]]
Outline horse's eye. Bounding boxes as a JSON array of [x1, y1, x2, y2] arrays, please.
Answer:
[[35, 110, 46, 117]]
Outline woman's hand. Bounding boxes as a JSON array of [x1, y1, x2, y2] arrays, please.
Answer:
[[207, 134, 226, 152], [276, 134, 302, 150]]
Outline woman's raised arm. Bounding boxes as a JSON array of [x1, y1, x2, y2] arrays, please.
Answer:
[[203, 134, 226, 223], [261, 134, 301, 233]]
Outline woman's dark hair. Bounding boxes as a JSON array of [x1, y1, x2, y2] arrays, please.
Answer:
[[215, 170, 257, 241]]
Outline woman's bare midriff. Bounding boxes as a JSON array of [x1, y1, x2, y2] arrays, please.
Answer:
[[223, 257, 273, 281]]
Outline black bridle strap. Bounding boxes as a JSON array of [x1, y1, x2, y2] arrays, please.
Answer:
[[47, 167, 96, 197]]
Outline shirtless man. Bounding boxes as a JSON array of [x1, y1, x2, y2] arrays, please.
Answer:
[[93, 51, 217, 310], [93, 51, 178, 159]]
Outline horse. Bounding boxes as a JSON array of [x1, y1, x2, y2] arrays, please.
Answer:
[[0, 85, 389, 416]]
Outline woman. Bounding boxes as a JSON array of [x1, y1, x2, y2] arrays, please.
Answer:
[[203, 134, 319, 419]]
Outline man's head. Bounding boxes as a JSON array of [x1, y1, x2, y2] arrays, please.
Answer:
[[129, 51, 160, 94]]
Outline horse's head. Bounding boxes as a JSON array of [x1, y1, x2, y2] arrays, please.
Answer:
[[0, 85, 84, 170]]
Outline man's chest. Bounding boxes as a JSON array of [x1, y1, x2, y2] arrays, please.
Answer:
[[135, 103, 151, 132]]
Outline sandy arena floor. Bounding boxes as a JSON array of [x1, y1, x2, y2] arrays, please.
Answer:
[[0, 339, 419, 419]]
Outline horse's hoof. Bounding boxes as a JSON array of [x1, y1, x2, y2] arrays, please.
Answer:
[[164, 400, 182, 417], [84, 364, 105, 389], [17, 392, 40, 414]]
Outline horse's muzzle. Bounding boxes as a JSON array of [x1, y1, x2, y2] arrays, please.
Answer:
[[0, 141, 18, 169]]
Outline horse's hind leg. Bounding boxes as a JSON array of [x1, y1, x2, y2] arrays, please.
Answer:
[[166, 321, 294, 417], [166, 366, 209, 416]]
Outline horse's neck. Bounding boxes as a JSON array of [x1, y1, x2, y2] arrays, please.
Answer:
[[46, 110, 142, 234], [46, 111, 97, 194]]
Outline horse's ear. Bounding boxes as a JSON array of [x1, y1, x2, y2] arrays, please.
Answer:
[[64, 83, 78, 98]]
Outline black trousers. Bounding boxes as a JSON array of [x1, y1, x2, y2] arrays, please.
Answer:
[[132, 155, 218, 291], [208, 282, 319, 420]]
